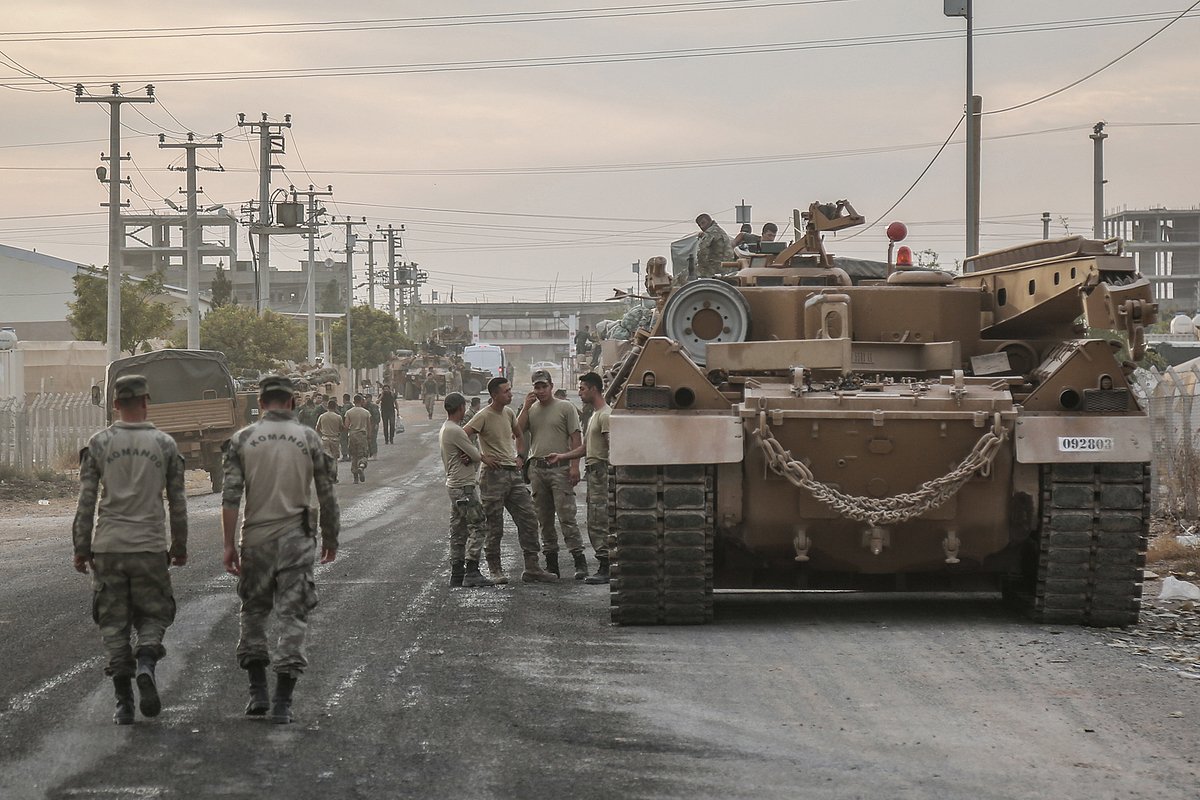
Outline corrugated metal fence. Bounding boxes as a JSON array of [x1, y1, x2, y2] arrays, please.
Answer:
[[1132, 367, 1200, 518], [0, 393, 105, 471]]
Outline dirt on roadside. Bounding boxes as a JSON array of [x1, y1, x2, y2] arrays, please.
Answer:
[[0, 469, 215, 519]]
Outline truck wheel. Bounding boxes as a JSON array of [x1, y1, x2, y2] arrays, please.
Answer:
[[208, 468, 223, 494], [609, 464, 714, 625], [1008, 463, 1148, 627], [463, 377, 483, 396]]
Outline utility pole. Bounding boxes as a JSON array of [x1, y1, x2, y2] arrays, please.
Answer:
[[237, 113, 290, 314], [291, 185, 334, 363], [75, 83, 155, 363], [378, 224, 404, 320], [359, 233, 386, 311], [158, 132, 223, 349], [339, 217, 368, 384], [1091, 122, 1108, 240], [944, 1, 980, 261], [1042, 211, 1051, 240]]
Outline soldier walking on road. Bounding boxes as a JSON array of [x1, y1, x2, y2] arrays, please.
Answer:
[[338, 393, 353, 462], [463, 376, 557, 585], [72, 374, 188, 725], [366, 394, 381, 458], [548, 372, 611, 583], [315, 399, 345, 483], [422, 370, 439, 420], [439, 392, 494, 589], [379, 385, 398, 444], [296, 394, 322, 428], [517, 369, 588, 579], [345, 394, 373, 484], [221, 375, 340, 725]]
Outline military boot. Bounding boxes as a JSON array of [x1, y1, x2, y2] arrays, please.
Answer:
[[245, 661, 270, 716], [572, 551, 589, 580], [450, 559, 466, 587], [522, 552, 559, 583], [112, 675, 135, 725], [486, 553, 508, 585], [544, 551, 560, 578], [585, 556, 610, 585], [271, 673, 297, 724], [462, 560, 494, 588], [134, 649, 161, 718]]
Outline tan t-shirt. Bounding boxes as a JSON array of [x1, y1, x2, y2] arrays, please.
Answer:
[[585, 405, 611, 465], [465, 404, 518, 467], [315, 410, 343, 438], [344, 405, 372, 433], [525, 398, 580, 457], [440, 420, 481, 487]]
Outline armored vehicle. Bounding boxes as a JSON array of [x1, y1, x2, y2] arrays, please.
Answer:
[[97, 349, 241, 493], [605, 201, 1157, 627]]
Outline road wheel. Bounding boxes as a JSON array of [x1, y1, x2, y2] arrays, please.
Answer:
[[463, 377, 483, 396], [609, 464, 714, 625]]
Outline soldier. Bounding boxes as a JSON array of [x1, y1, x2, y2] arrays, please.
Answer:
[[462, 376, 557, 584], [72, 374, 188, 725], [446, 362, 464, 395], [221, 374, 339, 724], [379, 385, 398, 444], [422, 370, 439, 420], [345, 394, 373, 484], [296, 393, 322, 428], [315, 398, 344, 483], [463, 396, 481, 425], [366, 393, 381, 458], [548, 372, 611, 583], [440, 391, 494, 588], [695, 213, 734, 278], [517, 369, 587, 579], [338, 393, 353, 461]]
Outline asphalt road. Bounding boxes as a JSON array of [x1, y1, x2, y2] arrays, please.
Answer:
[[1, 399, 1198, 799]]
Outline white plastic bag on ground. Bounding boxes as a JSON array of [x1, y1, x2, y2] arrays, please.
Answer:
[[1158, 576, 1200, 601]]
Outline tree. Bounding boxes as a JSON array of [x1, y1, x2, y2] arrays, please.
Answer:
[[318, 279, 342, 313], [197, 305, 306, 374], [330, 305, 412, 369], [210, 266, 235, 308], [67, 269, 177, 356]]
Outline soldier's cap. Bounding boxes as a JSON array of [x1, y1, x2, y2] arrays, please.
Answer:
[[531, 369, 553, 385], [258, 374, 296, 397], [112, 374, 149, 400]]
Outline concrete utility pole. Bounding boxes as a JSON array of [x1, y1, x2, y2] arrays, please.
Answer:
[[944, 1, 980, 260], [1042, 211, 1052, 240], [358, 233, 385, 311], [237, 113, 290, 314], [378, 224, 404, 320], [1091, 122, 1108, 240], [75, 83, 155, 363], [291, 185, 334, 363], [339, 217, 367, 381], [158, 132, 223, 349]]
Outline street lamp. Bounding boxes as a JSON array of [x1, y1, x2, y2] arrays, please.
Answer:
[[944, 0, 980, 261]]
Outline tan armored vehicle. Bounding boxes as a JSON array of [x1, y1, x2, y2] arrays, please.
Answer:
[[606, 201, 1157, 627], [96, 349, 241, 493]]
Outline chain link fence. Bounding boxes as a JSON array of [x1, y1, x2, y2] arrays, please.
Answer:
[[1132, 367, 1200, 518], [0, 393, 105, 471]]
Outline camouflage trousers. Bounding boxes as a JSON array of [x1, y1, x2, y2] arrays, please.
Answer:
[[423, 395, 436, 419], [447, 484, 487, 562], [321, 436, 340, 481], [529, 461, 583, 554], [349, 430, 369, 477], [586, 460, 610, 558], [91, 552, 176, 678], [236, 527, 318, 676], [479, 466, 541, 557]]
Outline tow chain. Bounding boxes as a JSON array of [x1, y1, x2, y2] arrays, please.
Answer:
[[751, 415, 1007, 527]]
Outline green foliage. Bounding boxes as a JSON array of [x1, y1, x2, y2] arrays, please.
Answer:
[[210, 266, 235, 308], [330, 305, 412, 369], [198, 305, 306, 373], [318, 279, 342, 313], [67, 269, 177, 356]]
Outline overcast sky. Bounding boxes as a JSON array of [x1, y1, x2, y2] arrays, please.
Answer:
[[1, 1, 1197, 305]]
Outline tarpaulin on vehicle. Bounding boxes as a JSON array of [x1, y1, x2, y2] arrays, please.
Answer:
[[106, 349, 235, 406]]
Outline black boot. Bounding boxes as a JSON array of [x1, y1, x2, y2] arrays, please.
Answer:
[[135, 650, 161, 718], [544, 551, 560, 578], [572, 551, 589, 580], [245, 661, 270, 716], [585, 556, 610, 585], [113, 675, 135, 725], [462, 560, 495, 588], [271, 673, 297, 724], [450, 559, 465, 587]]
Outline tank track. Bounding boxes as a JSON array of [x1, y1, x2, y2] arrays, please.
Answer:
[[1026, 462, 1149, 627], [608, 464, 714, 625]]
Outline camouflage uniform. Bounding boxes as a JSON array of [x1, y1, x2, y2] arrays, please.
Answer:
[[479, 466, 542, 557], [585, 464, 609, 560], [296, 401, 322, 428], [529, 461, 584, 554], [223, 407, 339, 676], [696, 221, 734, 277], [367, 400, 381, 457], [447, 484, 487, 562]]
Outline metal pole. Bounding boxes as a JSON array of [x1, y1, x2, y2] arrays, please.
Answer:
[[965, 0, 978, 259], [1091, 122, 1107, 240]]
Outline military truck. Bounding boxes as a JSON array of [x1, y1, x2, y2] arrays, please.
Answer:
[[96, 349, 242, 493], [605, 201, 1157, 627]]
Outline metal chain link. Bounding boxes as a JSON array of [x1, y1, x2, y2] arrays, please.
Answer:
[[751, 418, 1007, 527]]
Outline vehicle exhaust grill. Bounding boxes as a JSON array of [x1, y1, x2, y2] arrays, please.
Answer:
[[626, 386, 672, 410], [1082, 388, 1131, 412]]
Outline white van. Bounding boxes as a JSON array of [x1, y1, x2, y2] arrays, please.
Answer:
[[462, 344, 507, 390]]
